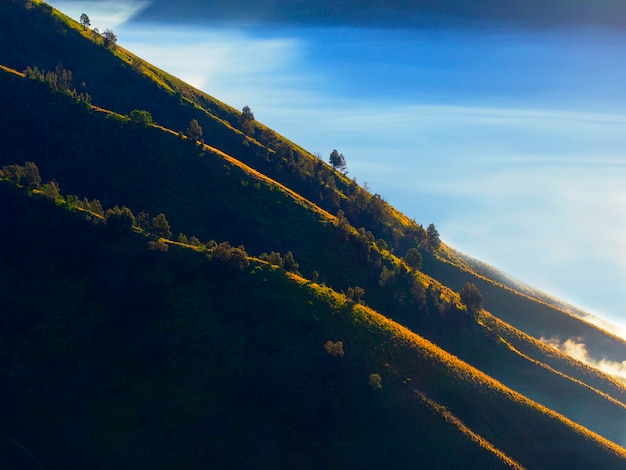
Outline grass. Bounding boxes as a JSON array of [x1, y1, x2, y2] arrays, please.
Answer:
[[4, 1, 626, 466]]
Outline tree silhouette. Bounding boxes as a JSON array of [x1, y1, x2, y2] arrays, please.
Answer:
[[130, 109, 153, 127], [282, 251, 299, 274], [426, 223, 441, 250], [105, 205, 135, 232], [79, 13, 90, 29], [102, 29, 117, 49], [240, 106, 255, 135], [150, 213, 172, 239], [404, 248, 422, 271], [460, 282, 482, 314], [186, 119, 203, 141], [23, 161, 41, 190], [329, 149, 347, 173]]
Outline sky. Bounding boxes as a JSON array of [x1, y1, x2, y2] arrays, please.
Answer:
[[47, 0, 626, 334]]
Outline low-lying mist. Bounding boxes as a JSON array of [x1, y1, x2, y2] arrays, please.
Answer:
[[542, 336, 626, 384]]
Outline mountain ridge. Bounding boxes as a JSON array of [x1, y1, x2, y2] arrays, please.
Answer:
[[3, 1, 626, 467]]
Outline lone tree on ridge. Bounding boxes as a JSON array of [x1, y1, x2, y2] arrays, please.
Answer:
[[329, 149, 347, 173], [79, 13, 91, 29]]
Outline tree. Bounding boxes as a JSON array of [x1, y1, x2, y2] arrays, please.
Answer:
[[329, 149, 347, 173], [150, 213, 172, 239], [460, 282, 482, 313], [426, 223, 441, 250], [240, 105, 254, 134], [105, 205, 135, 232], [130, 109, 153, 127], [282, 251, 299, 274], [186, 119, 203, 141], [102, 29, 117, 49], [404, 248, 422, 271], [347, 286, 365, 304], [41, 180, 60, 201], [336, 209, 351, 241], [79, 13, 91, 29], [241, 105, 254, 122], [209, 242, 250, 271], [324, 340, 344, 358], [368, 373, 382, 390]]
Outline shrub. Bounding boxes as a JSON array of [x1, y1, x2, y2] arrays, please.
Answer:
[[209, 242, 249, 271], [368, 373, 382, 390], [324, 340, 344, 358], [150, 213, 171, 239], [105, 205, 136, 232], [130, 109, 153, 127]]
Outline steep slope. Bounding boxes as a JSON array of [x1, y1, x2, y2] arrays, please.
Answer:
[[3, 63, 626, 456], [3, 181, 626, 469], [3, 0, 626, 465], [3, 0, 626, 365], [5, 0, 623, 374]]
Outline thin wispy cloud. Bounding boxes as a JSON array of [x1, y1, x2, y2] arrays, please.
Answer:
[[52, 0, 151, 30]]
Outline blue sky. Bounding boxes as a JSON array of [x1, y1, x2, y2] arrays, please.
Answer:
[[49, 1, 626, 333]]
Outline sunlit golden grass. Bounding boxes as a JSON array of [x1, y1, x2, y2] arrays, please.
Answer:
[[414, 390, 523, 469], [482, 309, 626, 400], [0, 65, 24, 77], [309, 286, 626, 461]]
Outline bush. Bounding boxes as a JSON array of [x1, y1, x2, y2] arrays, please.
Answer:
[[209, 242, 249, 271], [368, 373, 382, 390], [130, 109, 153, 127], [105, 205, 136, 232], [324, 340, 344, 358], [460, 282, 482, 314]]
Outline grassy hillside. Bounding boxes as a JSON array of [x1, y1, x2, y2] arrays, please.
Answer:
[[5, 0, 625, 372], [3, 0, 626, 467], [3, 180, 626, 468]]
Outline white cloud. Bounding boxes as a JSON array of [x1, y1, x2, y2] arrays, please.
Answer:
[[47, 0, 151, 31], [115, 24, 321, 105], [542, 337, 626, 381]]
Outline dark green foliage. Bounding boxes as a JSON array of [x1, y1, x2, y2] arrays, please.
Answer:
[[282, 250, 299, 274], [460, 282, 482, 313], [186, 118, 202, 140], [426, 223, 441, 251], [102, 28, 117, 49], [129, 109, 153, 126], [23, 65, 91, 102], [208, 241, 250, 270], [4, 3, 626, 467], [136, 210, 151, 231], [41, 180, 60, 200], [240, 105, 254, 134], [76, 196, 104, 216], [259, 250, 283, 266], [336, 209, 351, 241], [368, 373, 383, 390], [1, 163, 24, 185], [324, 340, 344, 358], [23, 161, 41, 189], [329, 149, 347, 173], [346, 286, 365, 303], [79, 12, 90, 29], [104, 205, 135, 232], [150, 212, 171, 239], [404, 247, 422, 271]]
